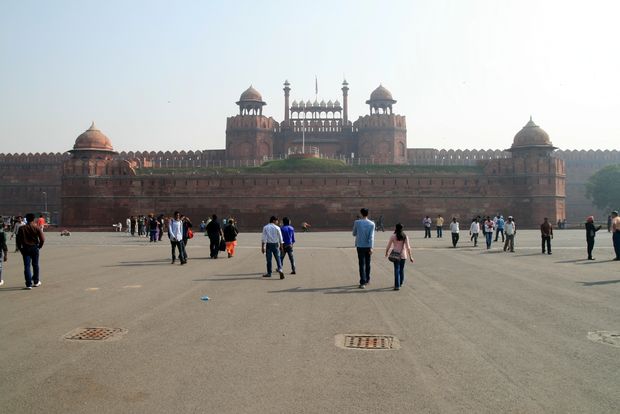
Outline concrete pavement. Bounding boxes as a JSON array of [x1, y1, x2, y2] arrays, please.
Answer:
[[0, 229, 618, 413]]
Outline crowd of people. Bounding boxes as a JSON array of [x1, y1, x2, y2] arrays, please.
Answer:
[[0, 209, 619, 291]]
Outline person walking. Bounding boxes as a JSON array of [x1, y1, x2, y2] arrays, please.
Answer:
[[494, 215, 505, 242], [148, 213, 159, 242], [280, 217, 296, 274], [353, 208, 375, 289], [423, 216, 432, 238], [158, 214, 165, 241], [436, 214, 444, 238], [483, 216, 494, 249], [130, 216, 137, 236], [469, 218, 480, 247], [376, 215, 385, 232], [611, 211, 620, 260], [15, 213, 45, 289], [168, 211, 187, 265], [206, 214, 223, 259], [36, 214, 46, 231], [385, 223, 413, 290], [503, 216, 516, 252], [223, 218, 239, 258], [540, 217, 554, 255], [585, 216, 602, 260], [0, 219, 7, 286], [261, 216, 285, 279], [10, 215, 24, 252], [450, 217, 460, 247], [607, 215, 612, 233]]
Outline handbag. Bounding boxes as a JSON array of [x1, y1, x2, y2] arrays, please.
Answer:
[[219, 238, 227, 251], [187, 229, 194, 239], [388, 250, 402, 262]]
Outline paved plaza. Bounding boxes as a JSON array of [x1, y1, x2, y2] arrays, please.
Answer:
[[1, 229, 618, 413]]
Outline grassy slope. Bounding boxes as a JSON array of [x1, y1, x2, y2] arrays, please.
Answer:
[[135, 158, 483, 176]]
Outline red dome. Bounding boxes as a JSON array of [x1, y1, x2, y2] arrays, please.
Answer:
[[73, 122, 114, 152], [512, 118, 553, 149]]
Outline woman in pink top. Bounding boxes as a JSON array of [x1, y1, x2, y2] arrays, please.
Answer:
[[385, 223, 414, 290]]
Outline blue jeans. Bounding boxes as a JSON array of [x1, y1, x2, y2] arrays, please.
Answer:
[[612, 232, 619, 259], [485, 232, 493, 249], [436, 226, 443, 237], [356, 247, 372, 285], [282, 244, 296, 272], [21, 245, 40, 287], [149, 230, 157, 242], [393, 259, 405, 288], [265, 243, 282, 275]]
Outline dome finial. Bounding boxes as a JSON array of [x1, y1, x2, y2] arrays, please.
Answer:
[[89, 121, 97, 130]]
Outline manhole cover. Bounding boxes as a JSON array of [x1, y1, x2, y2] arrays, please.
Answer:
[[587, 331, 620, 348], [335, 334, 400, 350], [64, 327, 127, 341]]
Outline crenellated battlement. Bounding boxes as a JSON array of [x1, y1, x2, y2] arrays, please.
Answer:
[[0, 152, 69, 164], [226, 115, 278, 131], [354, 114, 406, 130], [554, 149, 620, 161]]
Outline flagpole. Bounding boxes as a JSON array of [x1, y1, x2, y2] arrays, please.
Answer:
[[302, 112, 305, 154]]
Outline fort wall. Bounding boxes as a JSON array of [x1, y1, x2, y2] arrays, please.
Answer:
[[60, 155, 564, 230], [2, 149, 616, 227]]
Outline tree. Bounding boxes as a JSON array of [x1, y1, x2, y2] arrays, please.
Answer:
[[585, 164, 620, 212]]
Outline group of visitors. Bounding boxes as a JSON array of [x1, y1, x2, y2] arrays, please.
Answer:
[[260, 216, 296, 279], [124, 215, 166, 239], [1, 207, 619, 291], [444, 215, 516, 251], [354, 208, 413, 291]]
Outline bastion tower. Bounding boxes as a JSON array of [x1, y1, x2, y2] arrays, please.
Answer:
[[225, 86, 278, 160], [62, 122, 134, 227], [485, 117, 566, 225], [354, 85, 407, 164]]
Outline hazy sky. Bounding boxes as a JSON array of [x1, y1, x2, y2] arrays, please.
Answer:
[[1, 0, 619, 154]]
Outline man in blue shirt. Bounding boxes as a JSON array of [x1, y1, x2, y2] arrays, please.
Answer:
[[494, 215, 505, 242], [280, 217, 296, 275], [352, 208, 375, 289]]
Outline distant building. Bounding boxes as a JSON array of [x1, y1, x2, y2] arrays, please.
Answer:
[[226, 81, 406, 164], [0, 80, 618, 227]]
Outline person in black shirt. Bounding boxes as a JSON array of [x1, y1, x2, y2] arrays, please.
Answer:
[[206, 214, 223, 259], [585, 216, 602, 260], [223, 218, 239, 258]]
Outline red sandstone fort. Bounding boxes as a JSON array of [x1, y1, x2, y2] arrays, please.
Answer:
[[1, 81, 618, 229]]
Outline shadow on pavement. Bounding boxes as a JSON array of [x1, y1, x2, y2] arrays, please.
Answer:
[[577, 279, 620, 287], [194, 273, 264, 282], [268, 285, 394, 294], [105, 259, 175, 267]]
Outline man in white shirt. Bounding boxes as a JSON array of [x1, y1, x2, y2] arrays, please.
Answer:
[[469, 218, 480, 247], [261, 216, 285, 279], [168, 211, 187, 264], [450, 217, 460, 248], [503, 216, 516, 252]]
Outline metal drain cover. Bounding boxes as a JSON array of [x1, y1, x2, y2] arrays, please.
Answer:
[[335, 334, 400, 350], [65, 327, 127, 341], [587, 331, 620, 348]]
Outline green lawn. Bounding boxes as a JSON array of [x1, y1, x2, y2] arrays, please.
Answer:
[[135, 158, 483, 175]]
